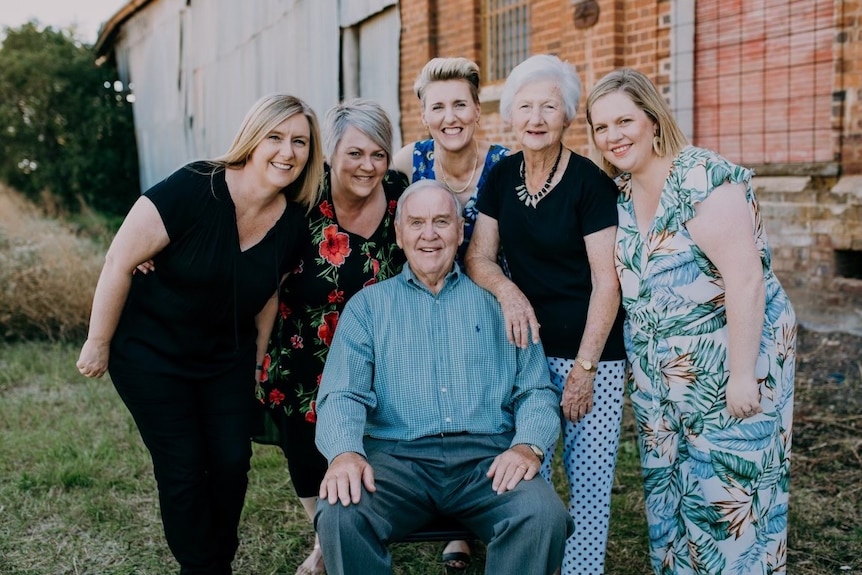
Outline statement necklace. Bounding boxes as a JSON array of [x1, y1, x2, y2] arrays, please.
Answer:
[[437, 140, 479, 194], [516, 145, 563, 208]]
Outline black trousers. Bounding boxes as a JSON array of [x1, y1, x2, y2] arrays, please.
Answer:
[[110, 362, 257, 575]]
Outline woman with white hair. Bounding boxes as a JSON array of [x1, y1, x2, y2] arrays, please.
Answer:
[[465, 54, 625, 575]]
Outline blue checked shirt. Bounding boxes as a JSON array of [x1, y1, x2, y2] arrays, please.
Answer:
[[315, 263, 561, 463]]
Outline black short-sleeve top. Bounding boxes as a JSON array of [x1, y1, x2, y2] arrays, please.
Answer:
[[475, 151, 625, 360], [110, 162, 306, 379]]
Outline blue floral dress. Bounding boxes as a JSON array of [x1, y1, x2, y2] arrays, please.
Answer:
[[615, 146, 796, 575], [410, 139, 508, 264]]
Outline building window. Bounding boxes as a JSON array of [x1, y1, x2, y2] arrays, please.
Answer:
[[693, 0, 834, 166], [482, 0, 530, 83], [835, 250, 862, 280]]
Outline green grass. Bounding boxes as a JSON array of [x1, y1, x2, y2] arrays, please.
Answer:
[[0, 340, 859, 574]]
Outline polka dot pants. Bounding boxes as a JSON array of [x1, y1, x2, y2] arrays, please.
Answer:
[[540, 358, 626, 575]]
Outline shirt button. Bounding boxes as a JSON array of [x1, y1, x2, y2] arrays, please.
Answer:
[[441, 387, 447, 393], [444, 417, 452, 423]]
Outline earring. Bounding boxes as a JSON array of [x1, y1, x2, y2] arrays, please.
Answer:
[[652, 134, 664, 157]]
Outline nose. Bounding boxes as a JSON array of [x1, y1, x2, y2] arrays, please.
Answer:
[[606, 124, 621, 141], [280, 140, 296, 159], [529, 106, 543, 125], [420, 221, 437, 239], [443, 106, 456, 123]]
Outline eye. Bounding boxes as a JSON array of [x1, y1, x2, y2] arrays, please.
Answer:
[[268, 134, 282, 141], [373, 152, 387, 160], [348, 150, 361, 157], [593, 125, 606, 134], [431, 104, 443, 111], [434, 218, 450, 227], [455, 102, 467, 108], [619, 118, 632, 125], [409, 220, 423, 229], [293, 138, 307, 146]]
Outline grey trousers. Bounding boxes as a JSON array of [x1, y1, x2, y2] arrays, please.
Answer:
[[315, 433, 572, 575]]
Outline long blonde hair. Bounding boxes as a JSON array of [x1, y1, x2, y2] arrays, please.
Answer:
[[585, 68, 688, 175], [211, 94, 324, 209]]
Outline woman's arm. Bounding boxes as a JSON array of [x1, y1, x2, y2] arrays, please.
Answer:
[[76, 197, 170, 378], [464, 213, 540, 348], [687, 182, 765, 419], [254, 289, 280, 382], [561, 226, 621, 422], [391, 143, 414, 179]]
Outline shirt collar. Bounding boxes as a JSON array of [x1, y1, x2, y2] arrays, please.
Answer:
[[401, 262, 462, 293]]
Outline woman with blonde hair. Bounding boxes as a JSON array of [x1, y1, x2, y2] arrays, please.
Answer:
[[586, 67, 795, 574], [393, 56, 508, 267], [77, 94, 322, 575]]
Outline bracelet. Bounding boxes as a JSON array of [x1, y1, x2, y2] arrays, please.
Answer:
[[255, 363, 263, 370]]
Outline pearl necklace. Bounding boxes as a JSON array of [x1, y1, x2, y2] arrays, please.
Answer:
[[436, 140, 479, 194], [516, 145, 563, 208]]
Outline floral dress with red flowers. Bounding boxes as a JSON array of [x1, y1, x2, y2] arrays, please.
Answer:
[[257, 167, 408, 432]]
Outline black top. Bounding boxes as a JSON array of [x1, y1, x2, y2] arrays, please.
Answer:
[[476, 151, 626, 360], [110, 162, 306, 379]]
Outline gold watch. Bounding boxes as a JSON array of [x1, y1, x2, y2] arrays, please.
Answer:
[[527, 444, 545, 462], [574, 356, 597, 372]]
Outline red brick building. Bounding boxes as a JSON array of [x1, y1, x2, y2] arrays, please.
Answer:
[[398, 0, 862, 331]]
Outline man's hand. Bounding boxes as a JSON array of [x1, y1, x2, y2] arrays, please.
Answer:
[[319, 452, 376, 506], [486, 444, 540, 494], [561, 367, 594, 422]]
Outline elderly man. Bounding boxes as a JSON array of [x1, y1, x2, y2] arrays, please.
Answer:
[[314, 179, 571, 575]]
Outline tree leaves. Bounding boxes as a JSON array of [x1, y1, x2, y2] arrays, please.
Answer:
[[0, 22, 140, 216]]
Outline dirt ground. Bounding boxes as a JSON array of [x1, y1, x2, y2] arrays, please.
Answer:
[[793, 325, 862, 491]]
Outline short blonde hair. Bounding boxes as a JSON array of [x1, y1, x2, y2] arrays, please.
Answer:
[[211, 94, 323, 210], [414, 57, 481, 105], [585, 68, 688, 175]]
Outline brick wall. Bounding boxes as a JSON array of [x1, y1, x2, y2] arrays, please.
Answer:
[[397, 0, 862, 331]]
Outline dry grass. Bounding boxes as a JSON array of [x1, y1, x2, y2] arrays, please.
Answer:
[[0, 183, 105, 341]]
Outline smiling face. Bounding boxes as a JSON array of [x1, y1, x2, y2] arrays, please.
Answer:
[[510, 79, 569, 153], [589, 90, 658, 175], [329, 125, 389, 201], [246, 113, 311, 192], [395, 183, 464, 292], [421, 79, 480, 154]]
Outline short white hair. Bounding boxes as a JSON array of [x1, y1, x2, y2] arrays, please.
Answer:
[[500, 54, 582, 124]]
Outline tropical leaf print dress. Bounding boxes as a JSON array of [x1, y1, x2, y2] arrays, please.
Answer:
[[615, 146, 796, 575]]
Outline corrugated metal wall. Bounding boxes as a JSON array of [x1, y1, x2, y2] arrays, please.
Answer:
[[112, 0, 340, 189]]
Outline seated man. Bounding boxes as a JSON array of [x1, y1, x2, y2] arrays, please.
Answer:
[[314, 179, 572, 575]]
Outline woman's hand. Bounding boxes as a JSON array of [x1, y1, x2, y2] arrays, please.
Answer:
[[496, 283, 541, 349], [133, 259, 156, 275], [726, 375, 762, 419], [76, 339, 110, 378], [562, 367, 594, 422]]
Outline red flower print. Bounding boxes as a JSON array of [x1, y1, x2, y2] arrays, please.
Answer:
[[317, 311, 339, 347], [387, 199, 397, 215], [268, 389, 285, 406], [319, 224, 352, 266], [260, 355, 272, 382], [327, 289, 345, 304], [290, 335, 304, 349], [319, 200, 335, 219], [279, 302, 292, 319], [292, 260, 304, 275], [363, 277, 377, 287], [305, 401, 317, 423], [316, 373, 323, 386], [371, 258, 380, 276]]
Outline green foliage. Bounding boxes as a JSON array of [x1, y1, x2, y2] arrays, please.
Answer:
[[0, 22, 139, 216]]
